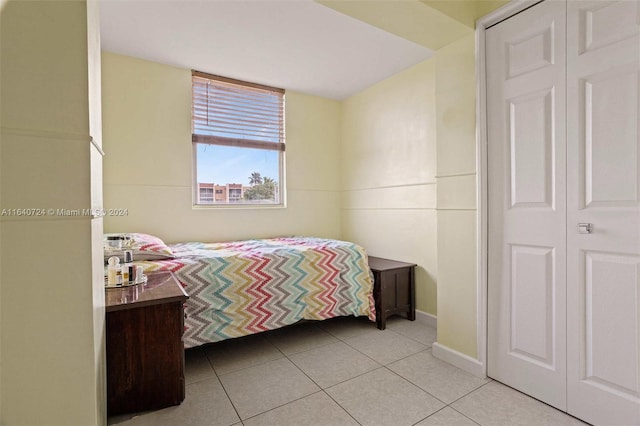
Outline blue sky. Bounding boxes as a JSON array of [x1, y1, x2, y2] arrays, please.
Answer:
[[196, 144, 279, 185]]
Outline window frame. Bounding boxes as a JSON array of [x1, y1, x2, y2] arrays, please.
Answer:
[[191, 70, 286, 208]]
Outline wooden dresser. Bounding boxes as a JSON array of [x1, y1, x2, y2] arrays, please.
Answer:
[[106, 270, 189, 416]]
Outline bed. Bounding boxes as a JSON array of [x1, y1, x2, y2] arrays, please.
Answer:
[[112, 234, 376, 348]]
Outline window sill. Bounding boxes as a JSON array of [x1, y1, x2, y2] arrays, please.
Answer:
[[192, 203, 286, 211]]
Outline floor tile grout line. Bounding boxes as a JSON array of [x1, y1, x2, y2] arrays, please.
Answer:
[[447, 404, 483, 426], [321, 365, 387, 392], [180, 321, 438, 422], [227, 342, 370, 425], [382, 353, 452, 406], [281, 341, 391, 397], [481, 380, 590, 425], [184, 375, 219, 387], [207, 361, 244, 423], [196, 346, 246, 424], [320, 388, 364, 426], [281, 325, 384, 368], [281, 344, 325, 391], [410, 405, 450, 426], [381, 347, 495, 421], [296, 339, 384, 375], [223, 336, 327, 421], [385, 323, 438, 346], [443, 381, 493, 425], [447, 378, 494, 406], [337, 328, 430, 366], [201, 327, 360, 422], [339, 339, 391, 366], [184, 348, 220, 386], [212, 356, 284, 377], [281, 342, 371, 425], [238, 389, 325, 424], [272, 338, 341, 358], [380, 362, 455, 410], [310, 318, 435, 350], [378, 344, 429, 367], [203, 336, 285, 377], [233, 337, 367, 426], [197, 320, 469, 424], [317, 320, 378, 342], [263, 323, 344, 358]]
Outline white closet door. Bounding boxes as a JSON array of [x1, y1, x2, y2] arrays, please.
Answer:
[[487, 0, 568, 410], [566, 1, 640, 424]]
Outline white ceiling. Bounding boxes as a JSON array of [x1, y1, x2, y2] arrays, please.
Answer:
[[99, 0, 434, 100]]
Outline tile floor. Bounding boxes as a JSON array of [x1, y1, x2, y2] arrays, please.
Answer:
[[109, 316, 586, 426]]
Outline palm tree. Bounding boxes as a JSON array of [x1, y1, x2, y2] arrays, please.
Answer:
[[249, 172, 262, 186]]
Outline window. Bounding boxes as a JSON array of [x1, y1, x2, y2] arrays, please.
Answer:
[[192, 71, 285, 206], [229, 187, 242, 201], [198, 186, 214, 204]]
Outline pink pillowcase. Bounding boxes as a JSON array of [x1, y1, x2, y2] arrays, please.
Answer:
[[104, 233, 175, 261]]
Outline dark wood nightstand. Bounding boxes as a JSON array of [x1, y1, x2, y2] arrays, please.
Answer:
[[368, 256, 417, 330], [106, 270, 189, 416]]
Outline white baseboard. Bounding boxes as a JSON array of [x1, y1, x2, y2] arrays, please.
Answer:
[[432, 342, 486, 378], [415, 309, 437, 328]]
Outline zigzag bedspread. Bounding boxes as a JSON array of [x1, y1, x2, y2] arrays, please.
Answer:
[[135, 237, 376, 348]]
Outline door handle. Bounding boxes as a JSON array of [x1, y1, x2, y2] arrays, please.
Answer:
[[578, 223, 593, 234]]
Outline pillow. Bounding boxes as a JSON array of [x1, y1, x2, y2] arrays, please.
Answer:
[[104, 233, 175, 261]]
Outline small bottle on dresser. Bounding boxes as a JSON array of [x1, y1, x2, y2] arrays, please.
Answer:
[[123, 250, 134, 283], [107, 256, 119, 286], [121, 263, 129, 283], [115, 264, 123, 286]]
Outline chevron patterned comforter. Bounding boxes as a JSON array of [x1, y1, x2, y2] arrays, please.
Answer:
[[135, 237, 375, 348]]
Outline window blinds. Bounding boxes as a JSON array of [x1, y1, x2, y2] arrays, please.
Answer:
[[192, 71, 285, 151]]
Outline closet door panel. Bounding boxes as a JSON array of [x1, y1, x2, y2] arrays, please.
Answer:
[[567, 1, 640, 425], [486, 0, 568, 410], [581, 66, 638, 207]]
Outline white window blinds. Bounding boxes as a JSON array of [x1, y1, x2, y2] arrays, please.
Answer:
[[191, 71, 285, 151]]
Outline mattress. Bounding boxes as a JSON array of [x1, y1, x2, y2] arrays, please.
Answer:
[[134, 236, 376, 348]]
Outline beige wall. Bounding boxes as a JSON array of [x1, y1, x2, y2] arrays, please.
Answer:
[[325, 0, 507, 368], [0, 1, 105, 424], [340, 60, 438, 316], [102, 27, 484, 358], [102, 52, 342, 243], [435, 34, 478, 358], [102, 52, 440, 317]]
